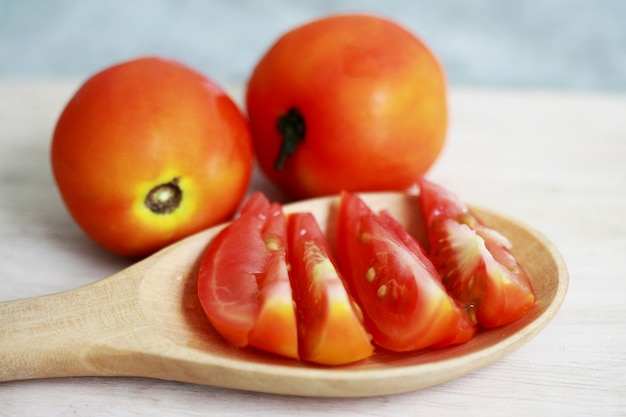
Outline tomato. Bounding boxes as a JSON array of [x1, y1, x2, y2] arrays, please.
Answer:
[[197, 192, 298, 359], [246, 14, 447, 198], [51, 57, 254, 257], [418, 177, 536, 328], [287, 212, 373, 365], [336, 192, 475, 352]]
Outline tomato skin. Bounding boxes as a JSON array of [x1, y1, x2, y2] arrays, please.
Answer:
[[51, 57, 254, 257], [287, 212, 374, 365], [246, 14, 447, 198], [197, 192, 298, 359], [336, 192, 475, 352], [418, 177, 536, 328]]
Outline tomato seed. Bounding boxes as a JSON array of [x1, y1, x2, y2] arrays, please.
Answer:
[[265, 238, 280, 251], [377, 284, 388, 298]]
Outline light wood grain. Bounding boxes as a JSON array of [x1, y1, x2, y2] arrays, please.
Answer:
[[0, 192, 568, 397], [1, 82, 625, 415]]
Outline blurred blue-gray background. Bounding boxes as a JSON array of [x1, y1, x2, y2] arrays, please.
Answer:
[[1, 0, 624, 92]]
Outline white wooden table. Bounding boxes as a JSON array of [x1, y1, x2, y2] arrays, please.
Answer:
[[1, 81, 625, 416]]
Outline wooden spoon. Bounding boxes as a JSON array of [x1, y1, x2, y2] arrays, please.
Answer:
[[0, 192, 568, 397]]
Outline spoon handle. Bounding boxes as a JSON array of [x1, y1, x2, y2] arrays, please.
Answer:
[[0, 276, 139, 382]]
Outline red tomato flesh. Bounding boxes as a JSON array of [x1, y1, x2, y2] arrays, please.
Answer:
[[197, 192, 298, 358], [418, 177, 536, 328], [336, 192, 475, 352], [287, 212, 374, 365]]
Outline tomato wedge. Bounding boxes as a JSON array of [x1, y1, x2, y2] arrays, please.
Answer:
[[287, 212, 374, 365], [336, 192, 475, 352], [418, 177, 536, 328], [197, 192, 298, 358]]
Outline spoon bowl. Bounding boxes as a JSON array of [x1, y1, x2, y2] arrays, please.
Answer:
[[0, 192, 568, 397]]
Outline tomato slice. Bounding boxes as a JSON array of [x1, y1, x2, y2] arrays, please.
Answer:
[[197, 192, 298, 358], [336, 192, 475, 352], [287, 212, 374, 365], [418, 177, 536, 328]]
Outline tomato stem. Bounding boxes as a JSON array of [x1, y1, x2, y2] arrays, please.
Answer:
[[275, 107, 306, 171], [145, 178, 182, 215]]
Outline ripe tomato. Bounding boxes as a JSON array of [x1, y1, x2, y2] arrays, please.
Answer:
[[336, 192, 475, 352], [418, 177, 536, 328], [197, 192, 298, 359], [246, 14, 447, 198], [51, 57, 254, 257], [287, 212, 373, 365]]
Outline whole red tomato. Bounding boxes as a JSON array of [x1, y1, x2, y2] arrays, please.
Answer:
[[51, 57, 254, 258], [246, 14, 448, 198]]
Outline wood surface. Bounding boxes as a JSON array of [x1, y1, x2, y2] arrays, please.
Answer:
[[0, 82, 624, 415], [0, 192, 568, 397]]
